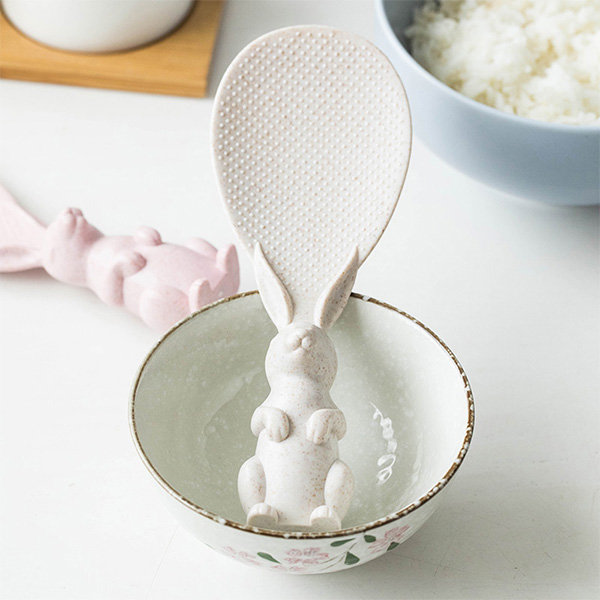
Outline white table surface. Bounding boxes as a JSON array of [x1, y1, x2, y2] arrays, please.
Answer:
[[1, 1, 598, 598]]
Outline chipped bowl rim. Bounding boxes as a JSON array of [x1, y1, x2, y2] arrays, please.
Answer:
[[129, 291, 475, 540]]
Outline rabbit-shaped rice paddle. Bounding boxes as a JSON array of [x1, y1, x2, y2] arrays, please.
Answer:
[[0, 185, 239, 331], [238, 243, 358, 531], [212, 26, 412, 531]]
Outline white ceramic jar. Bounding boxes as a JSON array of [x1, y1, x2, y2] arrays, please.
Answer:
[[1, 0, 194, 53]]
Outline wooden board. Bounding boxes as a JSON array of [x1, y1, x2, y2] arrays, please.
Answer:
[[0, 1, 223, 97]]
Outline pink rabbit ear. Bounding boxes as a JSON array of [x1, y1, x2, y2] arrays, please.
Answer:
[[0, 245, 43, 272], [0, 185, 45, 272], [254, 242, 294, 330], [314, 246, 359, 330]]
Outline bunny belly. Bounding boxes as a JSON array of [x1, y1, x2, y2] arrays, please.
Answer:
[[128, 244, 224, 291], [86, 238, 221, 319], [121, 246, 220, 298], [256, 428, 338, 527], [88, 238, 221, 292]]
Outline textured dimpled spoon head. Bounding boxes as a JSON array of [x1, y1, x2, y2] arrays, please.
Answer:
[[212, 26, 412, 532]]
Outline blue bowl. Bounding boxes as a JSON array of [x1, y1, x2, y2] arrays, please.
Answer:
[[375, 0, 599, 206]]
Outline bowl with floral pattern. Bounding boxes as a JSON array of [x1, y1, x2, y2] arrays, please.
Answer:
[[130, 291, 474, 574]]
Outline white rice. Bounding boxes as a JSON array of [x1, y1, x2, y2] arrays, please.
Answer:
[[406, 0, 600, 125]]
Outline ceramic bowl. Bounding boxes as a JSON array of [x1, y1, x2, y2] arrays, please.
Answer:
[[374, 0, 600, 206], [1, 0, 193, 54], [130, 292, 474, 574]]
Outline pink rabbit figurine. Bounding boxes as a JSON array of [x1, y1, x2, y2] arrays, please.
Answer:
[[0, 186, 239, 331]]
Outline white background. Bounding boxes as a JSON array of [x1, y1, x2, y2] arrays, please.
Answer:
[[1, 1, 598, 598]]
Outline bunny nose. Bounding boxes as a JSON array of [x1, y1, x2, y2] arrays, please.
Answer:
[[64, 207, 83, 217], [287, 330, 312, 351]]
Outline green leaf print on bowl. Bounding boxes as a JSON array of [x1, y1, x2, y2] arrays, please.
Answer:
[[344, 552, 360, 565], [330, 538, 355, 547], [257, 552, 280, 563]]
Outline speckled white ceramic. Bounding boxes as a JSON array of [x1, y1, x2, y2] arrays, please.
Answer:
[[130, 292, 474, 573], [375, 0, 600, 206]]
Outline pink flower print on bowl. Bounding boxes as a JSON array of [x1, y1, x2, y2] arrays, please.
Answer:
[[283, 547, 330, 566], [221, 546, 260, 566], [368, 525, 410, 554]]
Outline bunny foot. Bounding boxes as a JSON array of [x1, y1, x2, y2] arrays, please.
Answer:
[[309, 506, 341, 531], [324, 459, 354, 520], [238, 455, 266, 514], [247, 503, 279, 529], [188, 278, 215, 312]]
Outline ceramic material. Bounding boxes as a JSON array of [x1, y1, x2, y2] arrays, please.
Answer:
[[130, 292, 474, 573], [1, 0, 193, 54], [212, 26, 412, 531], [0, 186, 239, 331], [374, 0, 600, 206]]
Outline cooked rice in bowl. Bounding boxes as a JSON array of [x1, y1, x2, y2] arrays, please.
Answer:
[[406, 0, 600, 125]]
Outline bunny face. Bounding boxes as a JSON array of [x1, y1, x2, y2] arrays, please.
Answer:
[[43, 208, 102, 285], [265, 321, 337, 388]]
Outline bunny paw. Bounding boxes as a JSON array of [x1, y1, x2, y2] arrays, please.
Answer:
[[251, 406, 289, 442], [134, 226, 162, 246], [310, 506, 341, 531], [306, 413, 331, 445], [117, 250, 146, 277], [306, 409, 346, 445], [265, 414, 289, 442], [247, 503, 279, 529]]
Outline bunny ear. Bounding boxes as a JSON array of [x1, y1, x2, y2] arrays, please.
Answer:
[[0, 185, 45, 272], [254, 242, 294, 330], [314, 246, 359, 330], [0, 245, 42, 272]]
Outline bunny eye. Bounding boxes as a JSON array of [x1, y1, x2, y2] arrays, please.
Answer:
[[301, 336, 312, 350]]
